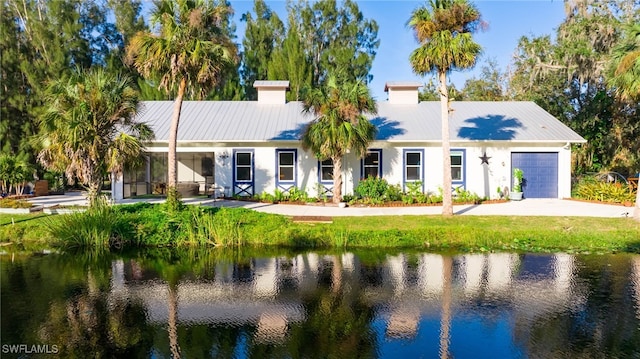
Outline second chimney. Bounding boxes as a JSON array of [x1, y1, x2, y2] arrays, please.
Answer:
[[384, 81, 422, 104], [254, 80, 290, 104]]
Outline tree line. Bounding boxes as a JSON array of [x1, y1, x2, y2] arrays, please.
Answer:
[[1, 0, 638, 206]]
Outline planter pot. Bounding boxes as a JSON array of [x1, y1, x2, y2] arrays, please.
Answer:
[[510, 191, 523, 201], [338, 202, 347, 208], [34, 180, 49, 196]]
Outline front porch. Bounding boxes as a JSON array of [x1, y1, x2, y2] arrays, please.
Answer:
[[119, 152, 226, 199]]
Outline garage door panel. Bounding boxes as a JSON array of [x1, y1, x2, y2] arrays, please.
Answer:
[[511, 152, 558, 198]]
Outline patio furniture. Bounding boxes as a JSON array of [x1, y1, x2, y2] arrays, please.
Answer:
[[629, 177, 638, 192]]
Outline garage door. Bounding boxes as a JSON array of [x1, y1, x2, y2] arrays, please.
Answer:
[[511, 152, 558, 198]]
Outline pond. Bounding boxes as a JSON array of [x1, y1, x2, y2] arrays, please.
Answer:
[[1, 249, 639, 358]]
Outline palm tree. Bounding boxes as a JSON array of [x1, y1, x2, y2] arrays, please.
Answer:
[[608, 23, 640, 221], [38, 67, 152, 208], [126, 0, 236, 203], [408, 0, 482, 216], [302, 77, 377, 204]]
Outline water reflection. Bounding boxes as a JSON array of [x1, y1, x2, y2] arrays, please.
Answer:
[[2, 250, 639, 358]]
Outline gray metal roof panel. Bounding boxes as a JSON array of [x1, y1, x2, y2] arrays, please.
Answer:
[[384, 81, 423, 91], [253, 80, 290, 88], [137, 100, 585, 144]]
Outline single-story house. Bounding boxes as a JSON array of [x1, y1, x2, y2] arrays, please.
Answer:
[[112, 81, 585, 200]]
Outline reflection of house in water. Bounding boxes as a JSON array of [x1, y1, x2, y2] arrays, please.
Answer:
[[108, 252, 586, 343], [376, 253, 583, 339]]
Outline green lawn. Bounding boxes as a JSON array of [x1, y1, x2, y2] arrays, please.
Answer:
[[1, 211, 638, 253]]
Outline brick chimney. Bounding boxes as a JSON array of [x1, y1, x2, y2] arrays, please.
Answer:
[[254, 81, 290, 104], [384, 81, 422, 104]]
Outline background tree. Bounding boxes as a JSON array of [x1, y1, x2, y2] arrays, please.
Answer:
[[127, 0, 237, 204], [608, 23, 640, 101], [408, 0, 483, 216], [298, 0, 379, 85], [418, 79, 462, 101], [1, 0, 123, 165], [208, 0, 244, 101], [301, 77, 377, 204], [240, 0, 285, 100], [607, 22, 640, 221], [508, 0, 639, 176], [239, 0, 379, 98], [0, 154, 33, 195], [460, 58, 507, 100], [37, 68, 152, 207], [267, 14, 313, 101]]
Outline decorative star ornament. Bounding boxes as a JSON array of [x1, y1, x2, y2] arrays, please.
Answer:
[[479, 152, 491, 165]]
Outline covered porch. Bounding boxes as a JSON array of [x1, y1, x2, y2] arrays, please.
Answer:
[[117, 151, 227, 200]]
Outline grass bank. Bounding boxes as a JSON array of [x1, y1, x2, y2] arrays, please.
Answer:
[[1, 204, 638, 253]]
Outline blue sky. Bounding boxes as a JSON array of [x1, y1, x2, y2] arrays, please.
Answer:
[[143, 1, 567, 100]]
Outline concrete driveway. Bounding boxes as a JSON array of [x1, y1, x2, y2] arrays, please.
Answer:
[[26, 192, 634, 218]]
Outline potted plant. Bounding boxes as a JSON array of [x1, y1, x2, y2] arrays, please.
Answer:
[[510, 168, 524, 201]]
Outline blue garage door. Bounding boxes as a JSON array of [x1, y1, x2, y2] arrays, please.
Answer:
[[511, 152, 558, 198]]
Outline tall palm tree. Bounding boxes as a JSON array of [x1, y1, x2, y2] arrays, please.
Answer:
[[408, 0, 482, 216], [38, 67, 152, 208], [608, 23, 640, 221], [126, 0, 236, 202], [302, 77, 377, 204]]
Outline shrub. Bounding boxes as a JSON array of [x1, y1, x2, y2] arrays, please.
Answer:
[[287, 187, 309, 202], [355, 177, 389, 203], [48, 202, 134, 249], [0, 198, 32, 208], [385, 184, 403, 201], [573, 177, 635, 203], [453, 187, 481, 203], [259, 191, 276, 203], [273, 188, 285, 202], [401, 181, 425, 204], [513, 168, 524, 192]]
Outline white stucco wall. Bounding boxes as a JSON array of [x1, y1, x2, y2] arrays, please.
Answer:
[[142, 141, 573, 199], [257, 88, 286, 104], [387, 89, 419, 104]]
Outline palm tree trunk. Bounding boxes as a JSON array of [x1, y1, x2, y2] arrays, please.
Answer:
[[440, 71, 453, 216], [168, 78, 187, 200], [332, 156, 343, 204], [87, 175, 103, 208]]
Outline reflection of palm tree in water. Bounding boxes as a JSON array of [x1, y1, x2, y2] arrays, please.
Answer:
[[168, 283, 181, 359], [38, 266, 151, 357], [277, 254, 377, 358], [439, 256, 452, 359]]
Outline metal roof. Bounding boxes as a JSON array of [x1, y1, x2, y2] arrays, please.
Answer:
[[384, 81, 423, 92], [253, 80, 290, 88], [136, 100, 586, 144]]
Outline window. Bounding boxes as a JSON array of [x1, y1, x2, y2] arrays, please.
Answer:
[[405, 151, 422, 181], [362, 149, 382, 178], [235, 151, 253, 182], [150, 153, 167, 183], [277, 150, 296, 182], [320, 159, 333, 182], [201, 156, 214, 177], [451, 151, 464, 182]]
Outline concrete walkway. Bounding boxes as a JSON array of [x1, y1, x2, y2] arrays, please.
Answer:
[[26, 192, 635, 218]]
